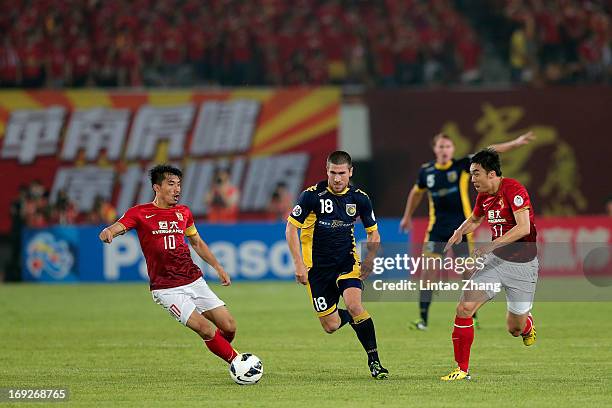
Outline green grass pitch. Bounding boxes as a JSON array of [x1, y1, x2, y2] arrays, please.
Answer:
[[1, 282, 611, 407]]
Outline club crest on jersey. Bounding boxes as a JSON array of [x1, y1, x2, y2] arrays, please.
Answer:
[[175, 211, 183, 221], [346, 204, 357, 216], [158, 221, 168, 230], [514, 195, 524, 207], [447, 171, 457, 183]]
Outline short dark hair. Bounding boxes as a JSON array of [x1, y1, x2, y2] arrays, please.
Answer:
[[149, 164, 182, 186], [471, 148, 502, 176], [327, 150, 352, 168]]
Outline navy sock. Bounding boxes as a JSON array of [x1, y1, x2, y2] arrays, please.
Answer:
[[419, 290, 432, 324], [351, 317, 379, 363], [337, 308, 353, 328]]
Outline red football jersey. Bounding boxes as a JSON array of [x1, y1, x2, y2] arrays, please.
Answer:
[[473, 178, 537, 262], [118, 203, 202, 290]]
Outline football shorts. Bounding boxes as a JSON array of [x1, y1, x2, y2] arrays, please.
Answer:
[[466, 253, 538, 315], [306, 263, 362, 317], [151, 277, 225, 325]]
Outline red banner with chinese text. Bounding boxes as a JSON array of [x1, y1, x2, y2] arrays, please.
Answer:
[[0, 88, 340, 233]]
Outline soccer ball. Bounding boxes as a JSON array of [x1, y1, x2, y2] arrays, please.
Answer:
[[229, 353, 263, 385]]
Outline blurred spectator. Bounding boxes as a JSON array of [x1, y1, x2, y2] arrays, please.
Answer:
[[46, 36, 69, 87], [205, 168, 240, 223], [29, 179, 45, 199], [95, 48, 119, 87], [267, 182, 294, 221], [21, 32, 45, 88], [157, 21, 189, 86], [117, 36, 142, 87], [52, 189, 78, 225], [69, 35, 92, 87], [373, 33, 397, 87], [456, 29, 482, 84], [88, 195, 117, 225], [6, 185, 29, 281], [306, 50, 329, 85], [229, 31, 255, 85], [0, 38, 22, 87], [26, 191, 51, 228], [346, 31, 370, 85], [510, 21, 534, 83], [323, 23, 348, 84], [395, 26, 422, 85]]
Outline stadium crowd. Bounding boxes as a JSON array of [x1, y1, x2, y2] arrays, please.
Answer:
[[504, 0, 612, 84], [1, 0, 609, 88], [9, 181, 116, 229], [0, 0, 482, 87], [8, 175, 291, 228]]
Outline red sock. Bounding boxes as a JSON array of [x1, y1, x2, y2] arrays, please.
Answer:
[[219, 328, 235, 343], [521, 315, 534, 336], [204, 329, 238, 363], [452, 316, 474, 372]]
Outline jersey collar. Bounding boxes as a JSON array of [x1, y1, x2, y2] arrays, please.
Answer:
[[151, 201, 176, 209], [434, 160, 453, 170], [326, 185, 350, 196]]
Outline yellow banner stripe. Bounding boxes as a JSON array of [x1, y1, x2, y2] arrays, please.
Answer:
[[64, 90, 113, 108], [0, 91, 42, 110], [255, 114, 338, 155], [153, 141, 170, 163], [252, 88, 340, 147], [146, 92, 193, 162], [229, 89, 273, 102], [148, 91, 194, 106]]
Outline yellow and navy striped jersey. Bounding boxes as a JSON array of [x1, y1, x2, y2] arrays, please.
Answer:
[[288, 181, 377, 269], [415, 156, 472, 237]]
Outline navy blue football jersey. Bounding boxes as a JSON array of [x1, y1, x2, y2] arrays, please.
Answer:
[[415, 156, 472, 238], [288, 181, 377, 270]]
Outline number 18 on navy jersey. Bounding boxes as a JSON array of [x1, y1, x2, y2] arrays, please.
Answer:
[[287, 181, 378, 270]]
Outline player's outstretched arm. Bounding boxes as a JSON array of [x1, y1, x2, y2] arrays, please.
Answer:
[[187, 232, 231, 286], [99, 222, 126, 244], [444, 214, 483, 253], [489, 131, 535, 153], [400, 186, 425, 232], [285, 222, 308, 285], [474, 209, 531, 257]]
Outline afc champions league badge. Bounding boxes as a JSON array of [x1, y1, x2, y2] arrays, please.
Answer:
[[292, 205, 302, 217], [346, 204, 357, 217], [513, 195, 524, 207], [175, 211, 183, 221]]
